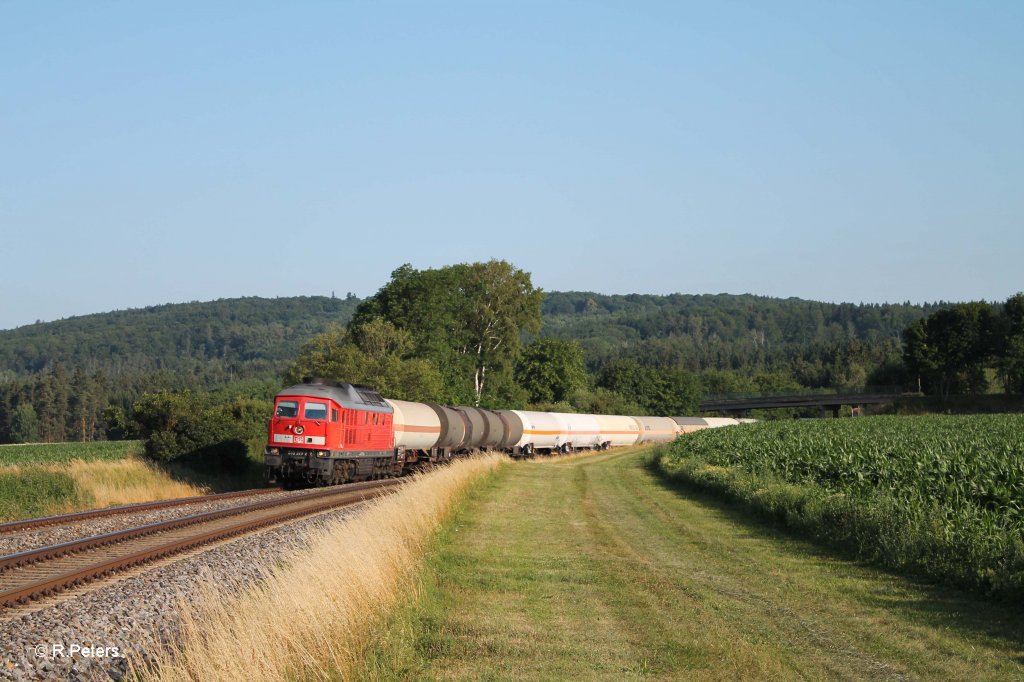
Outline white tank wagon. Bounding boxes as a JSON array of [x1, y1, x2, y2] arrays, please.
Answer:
[[386, 399, 441, 449], [593, 414, 642, 447], [551, 412, 603, 450], [510, 410, 566, 454], [634, 416, 681, 444], [702, 417, 741, 428]]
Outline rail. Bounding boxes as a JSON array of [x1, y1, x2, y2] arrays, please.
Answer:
[[0, 478, 399, 609], [0, 487, 283, 534]]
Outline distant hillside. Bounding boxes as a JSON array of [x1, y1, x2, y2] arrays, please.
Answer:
[[0, 291, 941, 444], [541, 292, 937, 372], [0, 292, 938, 380], [0, 296, 361, 379]]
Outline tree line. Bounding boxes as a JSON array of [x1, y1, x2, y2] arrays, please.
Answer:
[[3, 263, 1015, 451], [902, 294, 1024, 399]]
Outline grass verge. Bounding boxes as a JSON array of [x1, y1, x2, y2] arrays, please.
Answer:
[[356, 446, 1024, 680], [0, 457, 209, 521], [143, 452, 507, 682], [655, 418, 1024, 602]]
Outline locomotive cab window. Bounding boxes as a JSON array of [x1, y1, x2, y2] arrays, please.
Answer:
[[276, 401, 298, 418], [331, 408, 339, 422], [304, 402, 328, 420]]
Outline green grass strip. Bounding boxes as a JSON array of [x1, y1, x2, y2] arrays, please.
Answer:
[[358, 448, 1024, 680]]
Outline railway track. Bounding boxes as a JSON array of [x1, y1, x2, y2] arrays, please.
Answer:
[[0, 486, 284, 534], [0, 478, 398, 610]]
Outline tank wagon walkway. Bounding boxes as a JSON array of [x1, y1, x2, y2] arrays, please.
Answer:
[[364, 447, 1024, 680]]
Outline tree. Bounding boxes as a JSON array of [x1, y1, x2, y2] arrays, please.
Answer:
[[131, 392, 256, 474], [516, 339, 587, 405], [9, 403, 39, 443], [597, 359, 701, 416], [903, 302, 997, 398], [459, 260, 543, 404], [349, 261, 542, 405], [283, 323, 444, 403], [999, 293, 1024, 393]]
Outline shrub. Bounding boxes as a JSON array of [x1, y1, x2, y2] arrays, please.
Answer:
[[132, 392, 269, 476]]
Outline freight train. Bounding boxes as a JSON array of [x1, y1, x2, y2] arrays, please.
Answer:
[[264, 377, 745, 488]]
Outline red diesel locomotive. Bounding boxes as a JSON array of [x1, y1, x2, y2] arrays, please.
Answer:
[[264, 379, 399, 487]]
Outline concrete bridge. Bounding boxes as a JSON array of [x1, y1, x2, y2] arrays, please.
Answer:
[[699, 392, 915, 418]]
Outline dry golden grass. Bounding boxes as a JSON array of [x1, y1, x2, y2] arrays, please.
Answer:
[[144, 453, 507, 682], [0, 457, 209, 520], [63, 458, 207, 508]]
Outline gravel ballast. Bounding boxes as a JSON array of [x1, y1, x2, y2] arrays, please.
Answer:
[[0, 502, 364, 681]]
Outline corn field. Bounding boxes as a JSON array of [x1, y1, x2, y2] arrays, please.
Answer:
[[660, 415, 1024, 600], [0, 440, 141, 466]]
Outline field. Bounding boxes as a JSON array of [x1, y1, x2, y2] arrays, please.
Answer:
[[0, 441, 207, 521], [356, 448, 1024, 679], [657, 415, 1024, 600], [0, 440, 141, 466]]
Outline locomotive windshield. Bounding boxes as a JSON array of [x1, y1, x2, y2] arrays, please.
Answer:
[[276, 400, 299, 418], [304, 401, 328, 420]]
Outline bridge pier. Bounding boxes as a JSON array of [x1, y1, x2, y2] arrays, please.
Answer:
[[821, 405, 841, 418]]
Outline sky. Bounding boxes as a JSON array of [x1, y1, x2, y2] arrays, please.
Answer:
[[1, 1, 1021, 330]]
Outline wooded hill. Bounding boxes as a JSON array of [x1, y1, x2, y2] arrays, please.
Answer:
[[0, 290, 937, 444], [1, 293, 935, 380], [0, 296, 362, 380]]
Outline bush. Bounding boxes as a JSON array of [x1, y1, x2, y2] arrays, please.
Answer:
[[0, 468, 80, 521], [132, 391, 269, 476]]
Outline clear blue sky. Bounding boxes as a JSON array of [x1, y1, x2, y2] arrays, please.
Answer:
[[2, 1, 1021, 330]]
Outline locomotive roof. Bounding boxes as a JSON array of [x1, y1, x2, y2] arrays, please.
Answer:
[[276, 381, 393, 413]]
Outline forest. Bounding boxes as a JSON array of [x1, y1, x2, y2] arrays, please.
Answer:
[[0, 262, 1019, 449]]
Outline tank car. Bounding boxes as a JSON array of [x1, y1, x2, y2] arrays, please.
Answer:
[[265, 377, 738, 488]]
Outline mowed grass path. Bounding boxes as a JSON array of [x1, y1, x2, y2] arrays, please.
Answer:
[[361, 447, 1024, 680]]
